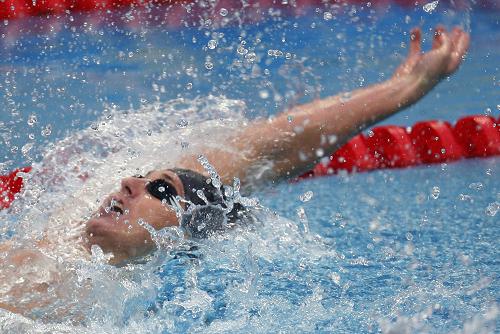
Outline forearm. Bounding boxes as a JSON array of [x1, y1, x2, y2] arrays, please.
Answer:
[[290, 74, 428, 140], [240, 74, 430, 180]]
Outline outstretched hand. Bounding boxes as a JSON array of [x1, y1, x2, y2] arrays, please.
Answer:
[[393, 26, 470, 88]]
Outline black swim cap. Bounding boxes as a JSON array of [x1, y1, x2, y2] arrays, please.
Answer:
[[170, 168, 247, 239]]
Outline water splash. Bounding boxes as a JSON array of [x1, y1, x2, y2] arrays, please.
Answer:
[[423, 1, 439, 13]]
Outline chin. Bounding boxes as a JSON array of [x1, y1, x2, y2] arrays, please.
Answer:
[[85, 216, 120, 244]]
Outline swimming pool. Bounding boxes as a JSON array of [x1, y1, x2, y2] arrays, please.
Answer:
[[0, 1, 499, 332]]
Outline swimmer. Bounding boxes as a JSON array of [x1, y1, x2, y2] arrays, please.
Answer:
[[0, 26, 469, 319]]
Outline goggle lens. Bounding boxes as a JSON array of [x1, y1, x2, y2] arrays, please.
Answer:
[[146, 179, 178, 203]]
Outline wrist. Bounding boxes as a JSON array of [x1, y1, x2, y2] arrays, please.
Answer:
[[389, 73, 437, 106]]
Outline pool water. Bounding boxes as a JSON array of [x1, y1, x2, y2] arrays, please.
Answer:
[[0, 1, 499, 333]]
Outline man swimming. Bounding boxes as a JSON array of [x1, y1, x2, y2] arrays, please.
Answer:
[[0, 26, 469, 318], [84, 26, 469, 263]]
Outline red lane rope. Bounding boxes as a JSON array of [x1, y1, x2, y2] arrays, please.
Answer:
[[1, 0, 496, 21], [0, 166, 32, 209], [1, 115, 499, 210], [300, 114, 500, 179]]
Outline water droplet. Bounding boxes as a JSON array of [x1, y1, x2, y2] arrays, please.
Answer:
[[21, 143, 33, 156], [431, 186, 440, 199], [423, 0, 439, 13], [205, 62, 214, 70], [329, 272, 341, 285], [485, 169, 492, 176], [323, 12, 333, 20], [41, 124, 52, 137], [158, 186, 165, 192], [406, 232, 413, 241], [296, 206, 309, 234], [176, 119, 188, 128], [219, 8, 228, 16], [287, 115, 293, 122], [259, 90, 269, 99], [186, 82, 193, 90], [197, 155, 222, 189], [468, 182, 483, 191], [299, 190, 313, 202], [207, 39, 217, 49], [185, 66, 194, 76], [484, 107, 492, 116], [340, 92, 352, 102], [27, 114, 37, 126], [245, 52, 257, 63], [458, 194, 473, 202], [237, 45, 248, 55], [485, 202, 499, 216]]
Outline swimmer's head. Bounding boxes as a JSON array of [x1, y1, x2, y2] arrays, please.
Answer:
[[84, 168, 246, 264], [85, 169, 185, 263]]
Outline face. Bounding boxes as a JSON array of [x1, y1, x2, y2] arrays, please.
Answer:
[[84, 169, 185, 264]]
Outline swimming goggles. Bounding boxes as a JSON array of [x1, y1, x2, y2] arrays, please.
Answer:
[[135, 175, 178, 203]]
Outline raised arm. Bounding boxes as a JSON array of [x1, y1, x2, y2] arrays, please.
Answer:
[[182, 26, 469, 187]]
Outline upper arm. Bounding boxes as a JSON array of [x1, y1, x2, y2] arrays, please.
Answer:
[[175, 113, 338, 187], [196, 117, 328, 186]]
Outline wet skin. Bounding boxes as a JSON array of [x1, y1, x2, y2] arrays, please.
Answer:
[[84, 169, 185, 264]]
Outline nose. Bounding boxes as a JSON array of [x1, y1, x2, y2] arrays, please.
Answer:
[[120, 176, 145, 198]]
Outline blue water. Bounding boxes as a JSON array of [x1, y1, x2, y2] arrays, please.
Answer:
[[0, 1, 499, 333], [262, 159, 499, 332]]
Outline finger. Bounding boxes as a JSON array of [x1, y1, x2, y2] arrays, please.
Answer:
[[433, 26, 451, 52], [451, 27, 462, 46], [432, 25, 446, 49], [456, 30, 470, 57], [447, 30, 470, 74], [409, 27, 422, 56], [432, 26, 444, 48]]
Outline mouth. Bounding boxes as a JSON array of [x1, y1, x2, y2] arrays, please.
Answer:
[[99, 197, 125, 217], [110, 205, 124, 215]]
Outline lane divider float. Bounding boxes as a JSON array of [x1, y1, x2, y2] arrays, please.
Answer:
[[1, 115, 499, 210], [300, 114, 500, 179], [1, 0, 495, 21], [1, 166, 32, 209]]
